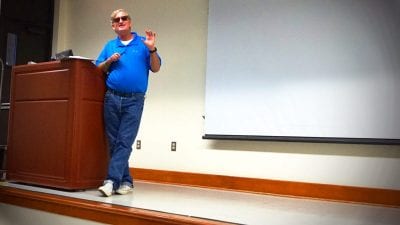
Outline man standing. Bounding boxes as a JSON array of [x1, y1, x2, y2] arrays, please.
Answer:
[[96, 9, 161, 197]]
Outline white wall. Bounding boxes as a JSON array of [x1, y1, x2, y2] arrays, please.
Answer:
[[53, 0, 400, 189]]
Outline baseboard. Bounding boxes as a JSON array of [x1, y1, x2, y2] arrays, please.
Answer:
[[131, 168, 400, 207]]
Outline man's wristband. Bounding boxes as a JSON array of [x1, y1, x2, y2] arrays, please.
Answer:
[[150, 47, 157, 54]]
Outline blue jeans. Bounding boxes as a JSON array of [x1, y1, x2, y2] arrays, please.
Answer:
[[103, 90, 145, 190]]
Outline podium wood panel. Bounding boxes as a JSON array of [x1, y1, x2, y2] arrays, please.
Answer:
[[7, 59, 108, 190]]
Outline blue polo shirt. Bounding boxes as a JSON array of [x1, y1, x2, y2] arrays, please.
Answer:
[[96, 32, 160, 93]]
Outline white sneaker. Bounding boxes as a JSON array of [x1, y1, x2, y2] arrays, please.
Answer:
[[98, 182, 114, 197], [116, 184, 133, 195]]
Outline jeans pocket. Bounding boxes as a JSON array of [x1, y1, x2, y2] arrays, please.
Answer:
[[104, 91, 113, 103]]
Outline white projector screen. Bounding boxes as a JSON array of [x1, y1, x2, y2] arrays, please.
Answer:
[[204, 0, 400, 144]]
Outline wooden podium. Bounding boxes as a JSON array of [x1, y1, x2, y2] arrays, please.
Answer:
[[7, 59, 109, 190]]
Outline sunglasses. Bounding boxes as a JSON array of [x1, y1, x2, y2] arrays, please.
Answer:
[[112, 16, 129, 23]]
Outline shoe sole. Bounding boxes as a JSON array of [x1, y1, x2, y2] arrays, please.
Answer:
[[116, 189, 133, 195], [98, 188, 112, 197]]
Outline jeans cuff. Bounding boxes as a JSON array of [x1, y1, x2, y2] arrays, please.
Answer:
[[121, 181, 133, 187]]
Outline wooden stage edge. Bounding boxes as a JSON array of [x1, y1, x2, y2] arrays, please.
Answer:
[[1, 167, 399, 225], [0, 184, 233, 225]]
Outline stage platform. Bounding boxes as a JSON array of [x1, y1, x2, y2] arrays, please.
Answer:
[[1, 180, 400, 225]]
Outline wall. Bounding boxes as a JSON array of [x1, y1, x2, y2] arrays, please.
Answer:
[[53, 0, 400, 189]]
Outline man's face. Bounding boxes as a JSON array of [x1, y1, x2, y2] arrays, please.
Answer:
[[111, 12, 131, 34]]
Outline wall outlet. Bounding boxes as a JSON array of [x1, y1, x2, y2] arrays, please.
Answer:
[[136, 140, 141, 149], [171, 141, 176, 151]]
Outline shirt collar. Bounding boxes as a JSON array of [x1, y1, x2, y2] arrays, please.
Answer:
[[116, 32, 138, 46]]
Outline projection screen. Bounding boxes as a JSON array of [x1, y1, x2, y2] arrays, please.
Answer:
[[204, 0, 400, 144]]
